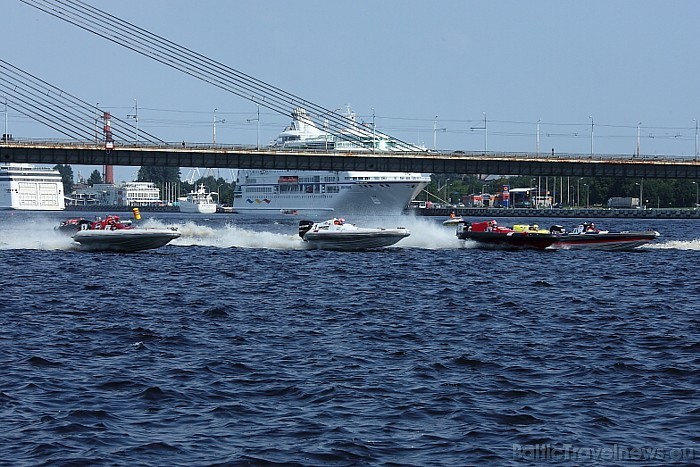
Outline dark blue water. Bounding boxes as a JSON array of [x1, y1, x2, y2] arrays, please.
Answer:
[[1, 212, 699, 465]]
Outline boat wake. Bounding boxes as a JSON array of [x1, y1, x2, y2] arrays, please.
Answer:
[[4, 215, 689, 251], [643, 238, 700, 250], [0, 217, 78, 250], [171, 221, 306, 249], [170, 218, 464, 250]]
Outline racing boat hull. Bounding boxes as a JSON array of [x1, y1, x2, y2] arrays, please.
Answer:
[[549, 232, 660, 250], [72, 229, 181, 252], [456, 221, 659, 251], [303, 229, 410, 250], [457, 230, 558, 249], [299, 218, 410, 250]]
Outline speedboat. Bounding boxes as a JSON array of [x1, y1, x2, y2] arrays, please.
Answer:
[[442, 213, 463, 226], [57, 215, 181, 252], [456, 220, 659, 250], [548, 222, 660, 250], [456, 220, 558, 249], [57, 216, 132, 234], [298, 218, 410, 250]]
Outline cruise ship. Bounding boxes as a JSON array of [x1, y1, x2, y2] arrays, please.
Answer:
[[233, 108, 431, 215], [0, 163, 65, 210]]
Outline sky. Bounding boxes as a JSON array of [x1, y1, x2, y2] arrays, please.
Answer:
[[3, 0, 700, 182]]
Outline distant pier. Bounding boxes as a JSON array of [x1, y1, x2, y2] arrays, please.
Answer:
[[415, 207, 700, 220]]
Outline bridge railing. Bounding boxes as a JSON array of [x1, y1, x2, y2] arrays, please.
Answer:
[[2, 137, 698, 163]]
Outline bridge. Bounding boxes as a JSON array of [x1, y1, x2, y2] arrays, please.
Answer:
[[3, 1, 698, 180], [2, 140, 699, 178]]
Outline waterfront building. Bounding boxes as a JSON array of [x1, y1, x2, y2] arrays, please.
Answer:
[[67, 182, 163, 207]]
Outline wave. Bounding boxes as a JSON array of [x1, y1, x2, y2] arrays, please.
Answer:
[[644, 238, 700, 250], [2, 214, 693, 251], [0, 215, 467, 251]]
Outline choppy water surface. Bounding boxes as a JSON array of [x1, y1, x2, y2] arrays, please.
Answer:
[[1, 211, 699, 465]]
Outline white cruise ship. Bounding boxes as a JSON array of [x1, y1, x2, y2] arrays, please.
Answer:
[[234, 170, 430, 215], [0, 163, 65, 210], [233, 108, 431, 215]]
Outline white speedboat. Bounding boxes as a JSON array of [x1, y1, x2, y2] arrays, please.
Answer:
[[58, 215, 180, 252], [442, 213, 463, 226], [298, 218, 410, 250], [178, 184, 217, 214]]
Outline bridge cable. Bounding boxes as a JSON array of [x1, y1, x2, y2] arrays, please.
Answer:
[[21, 0, 422, 151], [0, 59, 167, 144]]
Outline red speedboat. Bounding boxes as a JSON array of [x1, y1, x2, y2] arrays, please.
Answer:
[[456, 220, 558, 249], [548, 222, 660, 250], [457, 220, 660, 251]]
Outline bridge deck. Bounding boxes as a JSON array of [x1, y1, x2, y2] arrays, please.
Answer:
[[2, 141, 699, 178]]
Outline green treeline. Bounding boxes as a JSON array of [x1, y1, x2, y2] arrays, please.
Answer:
[[427, 174, 699, 208]]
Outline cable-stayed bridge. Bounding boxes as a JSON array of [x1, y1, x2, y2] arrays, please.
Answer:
[[2, 0, 698, 178], [3, 141, 699, 179]]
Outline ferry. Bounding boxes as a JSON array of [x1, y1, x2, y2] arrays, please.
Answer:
[[233, 108, 431, 215], [234, 170, 429, 216], [0, 163, 65, 210]]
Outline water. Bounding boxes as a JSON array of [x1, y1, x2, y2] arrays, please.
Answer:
[[1, 211, 699, 466]]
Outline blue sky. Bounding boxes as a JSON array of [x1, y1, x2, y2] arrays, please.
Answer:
[[4, 1, 700, 181]]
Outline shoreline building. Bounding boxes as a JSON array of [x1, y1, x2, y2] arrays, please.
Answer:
[[67, 181, 163, 207]]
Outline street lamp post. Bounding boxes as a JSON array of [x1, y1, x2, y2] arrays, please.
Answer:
[[372, 108, 375, 153], [217, 183, 225, 206], [433, 115, 446, 151], [577, 177, 583, 207], [94, 102, 100, 143], [2, 97, 7, 142], [246, 105, 260, 150], [444, 178, 450, 206], [469, 112, 487, 153], [126, 98, 138, 144], [694, 118, 698, 161], [583, 183, 589, 208], [589, 116, 594, 156], [693, 181, 698, 208], [483, 112, 487, 153], [636, 180, 644, 210], [433, 115, 438, 150], [213, 108, 225, 145], [636, 121, 641, 157]]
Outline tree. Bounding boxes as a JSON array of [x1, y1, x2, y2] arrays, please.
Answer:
[[54, 164, 73, 194], [87, 169, 103, 185], [137, 166, 180, 184]]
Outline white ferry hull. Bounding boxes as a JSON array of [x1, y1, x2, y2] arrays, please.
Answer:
[[234, 108, 431, 216], [234, 175, 428, 216], [0, 163, 65, 210]]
